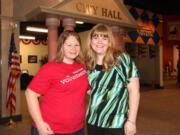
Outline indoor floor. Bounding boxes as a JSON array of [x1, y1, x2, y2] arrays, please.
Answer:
[[0, 80, 180, 135]]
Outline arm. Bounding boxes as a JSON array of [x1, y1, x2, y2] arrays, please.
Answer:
[[25, 88, 54, 135], [87, 85, 92, 95], [124, 77, 140, 135]]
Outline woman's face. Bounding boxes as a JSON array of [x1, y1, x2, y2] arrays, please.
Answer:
[[62, 35, 81, 64], [91, 34, 109, 56]]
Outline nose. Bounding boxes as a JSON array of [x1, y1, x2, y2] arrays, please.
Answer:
[[71, 45, 77, 50], [97, 37, 102, 43], [71, 45, 79, 52]]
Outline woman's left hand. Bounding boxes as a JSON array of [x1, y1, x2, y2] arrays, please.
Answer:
[[124, 121, 136, 135]]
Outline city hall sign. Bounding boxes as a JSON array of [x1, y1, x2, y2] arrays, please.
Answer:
[[76, 2, 122, 20], [23, 0, 139, 29]]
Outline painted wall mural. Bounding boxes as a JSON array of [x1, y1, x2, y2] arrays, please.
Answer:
[[125, 5, 163, 45]]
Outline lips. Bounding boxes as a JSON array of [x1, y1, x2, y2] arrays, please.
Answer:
[[70, 52, 77, 55], [96, 45, 105, 48]]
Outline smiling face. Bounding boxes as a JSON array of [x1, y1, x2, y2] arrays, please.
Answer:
[[91, 34, 109, 57], [62, 35, 81, 64]]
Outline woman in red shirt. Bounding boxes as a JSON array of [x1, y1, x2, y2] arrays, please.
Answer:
[[25, 31, 89, 135]]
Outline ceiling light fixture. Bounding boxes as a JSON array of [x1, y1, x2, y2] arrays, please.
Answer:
[[26, 26, 48, 33], [19, 35, 35, 40], [75, 21, 84, 24]]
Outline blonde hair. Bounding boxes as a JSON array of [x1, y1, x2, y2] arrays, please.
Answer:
[[84, 23, 120, 71], [56, 30, 83, 63]]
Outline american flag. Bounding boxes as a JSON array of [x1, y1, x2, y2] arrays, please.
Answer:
[[6, 33, 21, 114]]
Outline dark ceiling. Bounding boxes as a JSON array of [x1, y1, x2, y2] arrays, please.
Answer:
[[20, 0, 180, 41], [124, 0, 180, 15]]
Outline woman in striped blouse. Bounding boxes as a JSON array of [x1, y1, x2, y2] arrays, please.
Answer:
[[84, 24, 140, 135]]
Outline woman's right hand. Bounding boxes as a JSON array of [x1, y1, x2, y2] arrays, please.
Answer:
[[25, 89, 54, 135], [37, 121, 54, 135]]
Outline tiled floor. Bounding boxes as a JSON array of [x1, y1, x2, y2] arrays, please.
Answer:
[[0, 80, 180, 135]]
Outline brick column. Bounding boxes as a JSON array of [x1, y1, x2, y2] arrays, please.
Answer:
[[111, 26, 125, 52], [62, 17, 76, 31], [46, 14, 60, 62]]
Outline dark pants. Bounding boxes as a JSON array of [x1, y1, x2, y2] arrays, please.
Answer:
[[87, 124, 124, 135], [31, 125, 84, 135]]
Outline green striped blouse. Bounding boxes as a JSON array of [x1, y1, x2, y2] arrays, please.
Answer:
[[86, 53, 139, 128]]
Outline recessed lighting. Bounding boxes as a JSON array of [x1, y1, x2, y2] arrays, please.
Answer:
[[19, 35, 35, 40], [26, 26, 48, 33], [75, 21, 84, 24]]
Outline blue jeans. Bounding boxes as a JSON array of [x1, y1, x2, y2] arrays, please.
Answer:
[[31, 126, 84, 135]]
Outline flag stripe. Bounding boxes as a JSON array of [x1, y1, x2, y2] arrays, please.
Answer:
[[6, 33, 21, 114]]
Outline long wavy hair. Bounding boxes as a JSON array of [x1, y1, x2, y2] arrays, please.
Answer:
[[56, 30, 83, 63], [84, 24, 121, 71]]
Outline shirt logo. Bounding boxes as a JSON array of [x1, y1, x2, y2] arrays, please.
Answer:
[[60, 68, 86, 84]]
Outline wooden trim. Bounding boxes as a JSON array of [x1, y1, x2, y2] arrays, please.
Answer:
[[0, 115, 22, 124]]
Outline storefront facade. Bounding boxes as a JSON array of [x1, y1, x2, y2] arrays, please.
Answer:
[[0, 0, 139, 123]]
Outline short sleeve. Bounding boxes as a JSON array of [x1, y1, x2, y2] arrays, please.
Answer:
[[27, 64, 52, 95], [126, 54, 139, 83]]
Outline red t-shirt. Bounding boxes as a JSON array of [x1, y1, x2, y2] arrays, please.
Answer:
[[28, 61, 89, 133]]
